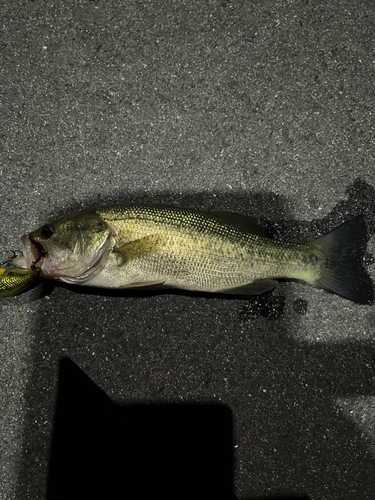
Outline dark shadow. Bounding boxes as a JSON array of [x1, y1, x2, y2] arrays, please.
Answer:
[[47, 358, 235, 500]]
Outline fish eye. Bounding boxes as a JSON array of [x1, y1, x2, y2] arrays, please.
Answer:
[[40, 224, 54, 239]]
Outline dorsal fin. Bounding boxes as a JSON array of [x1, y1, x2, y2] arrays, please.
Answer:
[[204, 211, 266, 236]]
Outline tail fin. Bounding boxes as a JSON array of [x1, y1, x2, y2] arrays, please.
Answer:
[[312, 216, 374, 304]]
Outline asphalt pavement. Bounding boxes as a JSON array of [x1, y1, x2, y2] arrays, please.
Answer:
[[1, 1, 375, 499]]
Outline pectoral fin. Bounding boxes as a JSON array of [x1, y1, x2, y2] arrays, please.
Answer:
[[116, 235, 161, 266]]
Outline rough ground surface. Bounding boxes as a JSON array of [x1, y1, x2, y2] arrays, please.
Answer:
[[1, 1, 375, 499]]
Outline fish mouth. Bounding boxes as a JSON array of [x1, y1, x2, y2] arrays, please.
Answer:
[[29, 235, 46, 268], [21, 234, 45, 269]]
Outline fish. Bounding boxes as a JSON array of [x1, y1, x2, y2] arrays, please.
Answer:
[[0, 259, 40, 297], [19, 205, 373, 303]]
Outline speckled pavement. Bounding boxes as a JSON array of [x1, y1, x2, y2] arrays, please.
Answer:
[[1, 1, 375, 499]]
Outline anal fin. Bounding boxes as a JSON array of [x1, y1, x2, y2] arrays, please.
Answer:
[[119, 280, 166, 290], [218, 279, 278, 296]]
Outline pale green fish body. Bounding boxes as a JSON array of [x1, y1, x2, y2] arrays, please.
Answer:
[[20, 205, 373, 303], [89, 207, 318, 293]]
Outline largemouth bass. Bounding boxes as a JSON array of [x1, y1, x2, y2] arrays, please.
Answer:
[[19, 206, 373, 303]]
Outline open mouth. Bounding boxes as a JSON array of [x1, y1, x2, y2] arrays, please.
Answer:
[[28, 235, 46, 268]]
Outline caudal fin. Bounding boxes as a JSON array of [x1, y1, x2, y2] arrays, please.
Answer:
[[312, 216, 374, 304]]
